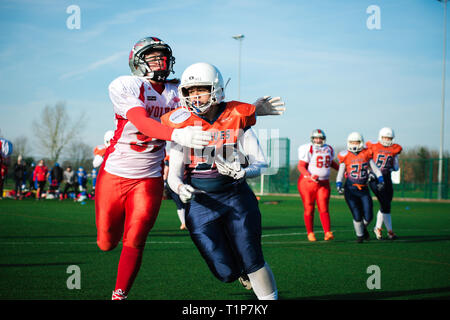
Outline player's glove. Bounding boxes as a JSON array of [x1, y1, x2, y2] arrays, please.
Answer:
[[368, 172, 377, 182], [376, 176, 385, 192], [171, 126, 212, 149], [178, 184, 195, 203], [215, 154, 246, 180], [253, 96, 286, 116], [336, 182, 344, 195], [310, 175, 319, 183]]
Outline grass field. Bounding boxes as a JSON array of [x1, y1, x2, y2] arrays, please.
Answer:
[[0, 195, 449, 301]]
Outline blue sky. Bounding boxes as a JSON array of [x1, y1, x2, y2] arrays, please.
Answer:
[[0, 0, 449, 162]]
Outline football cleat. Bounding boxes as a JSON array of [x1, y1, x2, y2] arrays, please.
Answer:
[[324, 231, 334, 241], [112, 289, 128, 300], [363, 227, 370, 241], [356, 236, 364, 243], [307, 232, 317, 242], [180, 224, 188, 230], [388, 231, 398, 240], [238, 275, 252, 290], [374, 228, 383, 240]]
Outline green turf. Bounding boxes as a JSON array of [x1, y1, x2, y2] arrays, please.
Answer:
[[0, 196, 449, 300]]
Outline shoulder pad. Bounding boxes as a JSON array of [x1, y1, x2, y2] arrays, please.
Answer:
[[393, 144, 403, 154], [230, 101, 256, 117], [162, 108, 192, 127], [338, 150, 348, 159]]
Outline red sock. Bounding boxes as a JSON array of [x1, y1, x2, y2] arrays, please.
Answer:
[[319, 212, 331, 233], [114, 245, 144, 295], [304, 212, 314, 234]]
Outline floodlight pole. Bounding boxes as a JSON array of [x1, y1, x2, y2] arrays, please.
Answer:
[[232, 34, 244, 100], [438, 0, 447, 199]]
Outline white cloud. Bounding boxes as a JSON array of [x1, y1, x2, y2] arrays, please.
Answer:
[[59, 51, 127, 80]]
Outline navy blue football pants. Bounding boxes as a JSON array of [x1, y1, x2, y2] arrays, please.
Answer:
[[369, 173, 393, 213], [185, 181, 265, 283], [344, 181, 373, 223]]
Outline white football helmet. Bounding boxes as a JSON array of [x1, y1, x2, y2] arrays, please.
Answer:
[[311, 129, 326, 146], [104, 130, 114, 147], [178, 62, 225, 115], [378, 127, 395, 147], [347, 132, 364, 153]]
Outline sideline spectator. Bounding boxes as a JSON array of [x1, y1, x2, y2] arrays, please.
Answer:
[[61, 166, 76, 200], [14, 155, 26, 200], [48, 163, 63, 198], [33, 159, 49, 200]]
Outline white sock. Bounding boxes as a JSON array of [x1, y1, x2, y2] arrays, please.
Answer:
[[353, 220, 364, 237], [375, 210, 383, 229], [177, 208, 185, 225], [247, 263, 278, 300], [383, 213, 392, 232], [259, 290, 278, 300]]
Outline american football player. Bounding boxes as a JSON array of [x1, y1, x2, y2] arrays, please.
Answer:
[[77, 166, 87, 202], [366, 127, 402, 240], [336, 132, 384, 243], [297, 129, 339, 241], [162, 62, 279, 300]]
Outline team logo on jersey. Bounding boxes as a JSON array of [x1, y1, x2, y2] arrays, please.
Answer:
[[147, 96, 157, 101], [169, 108, 191, 124]]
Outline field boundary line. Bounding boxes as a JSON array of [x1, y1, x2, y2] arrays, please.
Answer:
[[257, 193, 450, 203]]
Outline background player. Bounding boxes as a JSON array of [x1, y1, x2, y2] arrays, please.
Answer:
[[163, 62, 279, 300], [366, 127, 402, 240], [297, 129, 339, 241], [77, 166, 87, 202], [336, 132, 384, 243]]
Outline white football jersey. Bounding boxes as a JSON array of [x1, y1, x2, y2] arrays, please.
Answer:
[[105, 75, 180, 179], [298, 143, 335, 180]]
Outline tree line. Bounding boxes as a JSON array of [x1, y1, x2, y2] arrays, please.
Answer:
[[4, 102, 94, 180]]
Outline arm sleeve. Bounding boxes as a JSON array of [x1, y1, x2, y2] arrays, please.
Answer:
[[331, 160, 339, 170], [336, 163, 346, 183], [297, 161, 310, 177], [239, 128, 268, 179], [369, 159, 382, 177], [126, 107, 174, 141], [392, 155, 400, 171], [109, 76, 174, 141], [167, 143, 186, 194]]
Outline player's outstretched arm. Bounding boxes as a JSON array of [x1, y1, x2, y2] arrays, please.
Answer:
[[369, 159, 385, 191], [127, 108, 211, 149], [240, 128, 268, 178], [167, 143, 195, 203], [253, 96, 285, 116], [336, 163, 346, 194]]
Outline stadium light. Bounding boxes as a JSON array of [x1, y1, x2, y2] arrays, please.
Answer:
[[232, 34, 245, 100], [438, 0, 447, 199]]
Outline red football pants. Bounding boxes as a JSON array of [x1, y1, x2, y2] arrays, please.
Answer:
[[95, 169, 164, 250], [297, 177, 331, 234]]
